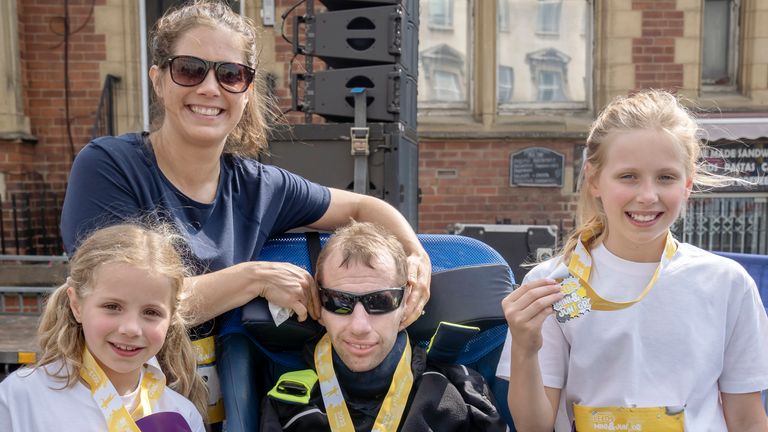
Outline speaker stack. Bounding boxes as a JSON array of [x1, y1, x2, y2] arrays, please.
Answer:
[[267, 0, 420, 228], [290, 0, 418, 131]]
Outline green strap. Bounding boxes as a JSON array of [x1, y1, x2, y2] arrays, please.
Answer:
[[268, 369, 318, 405]]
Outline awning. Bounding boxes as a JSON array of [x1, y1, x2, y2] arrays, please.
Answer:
[[696, 113, 768, 141]]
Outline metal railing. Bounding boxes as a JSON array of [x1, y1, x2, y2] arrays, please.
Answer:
[[672, 196, 768, 254], [0, 254, 66, 315], [91, 74, 121, 139], [0, 191, 65, 256]]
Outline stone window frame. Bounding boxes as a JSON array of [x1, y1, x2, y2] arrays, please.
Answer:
[[0, 1, 32, 141], [701, 0, 740, 92]]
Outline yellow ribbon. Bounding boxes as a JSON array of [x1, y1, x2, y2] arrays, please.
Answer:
[[80, 348, 165, 431], [314, 333, 414, 432], [568, 230, 678, 311]]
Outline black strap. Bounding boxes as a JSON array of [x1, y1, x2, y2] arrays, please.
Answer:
[[306, 231, 322, 275]]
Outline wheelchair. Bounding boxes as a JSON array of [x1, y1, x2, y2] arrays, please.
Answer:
[[217, 233, 517, 431]]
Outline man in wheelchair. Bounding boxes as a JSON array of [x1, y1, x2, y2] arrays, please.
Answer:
[[260, 222, 507, 431]]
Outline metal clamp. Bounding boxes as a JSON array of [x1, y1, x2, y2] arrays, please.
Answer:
[[350, 127, 370, 156]]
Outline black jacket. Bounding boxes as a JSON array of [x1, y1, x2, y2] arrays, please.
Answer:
[[260, 345, 506, 432]]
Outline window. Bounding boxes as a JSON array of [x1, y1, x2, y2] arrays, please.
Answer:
[[0, 0, 29, 136], [536, 0, 562, 36], [498, 0, 510, 33], [498, 66, 514, 103], [433, 71, 462, 101], [419, 0, 470, 108], [526, 49, 570, 101], [537, 70, 566, 101], [497, 0, 588, 107], [702, 0, 739, 88], [428, 0, 453, 30]]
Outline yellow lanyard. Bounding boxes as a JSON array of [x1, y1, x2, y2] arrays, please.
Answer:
[[80, 348, 165, 431], [314, 333, 414, 432], [568, 230, 678, 311]]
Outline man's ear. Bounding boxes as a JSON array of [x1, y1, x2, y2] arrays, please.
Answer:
[[66, 286, 82, 323], [399, 282, 412, 323]]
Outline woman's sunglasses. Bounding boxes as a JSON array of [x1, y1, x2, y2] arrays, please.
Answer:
[[318, 286, 405, 315], [165, 55, 255, 94]]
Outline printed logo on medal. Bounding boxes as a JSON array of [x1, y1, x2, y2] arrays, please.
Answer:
[[553, 276, 592, 323]]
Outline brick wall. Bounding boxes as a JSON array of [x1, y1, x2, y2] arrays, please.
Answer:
[[2, 0, 106, 254], [418, 139, 580, 234], [16, 0, 106, 192], [632, 0, 683, 90], [273, 0, 327, 123]]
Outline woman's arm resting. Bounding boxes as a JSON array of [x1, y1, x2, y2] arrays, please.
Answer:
[[308, 188, 431, 328], [722, 391, 768, 432], [184, 261, 315, 326]]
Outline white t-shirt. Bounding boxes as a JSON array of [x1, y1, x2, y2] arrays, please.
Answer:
[[497, 242, 768, 432], [0, 359, 205, 432]]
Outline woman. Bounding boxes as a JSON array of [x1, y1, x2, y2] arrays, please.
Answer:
[[60, 2, 431, 430]]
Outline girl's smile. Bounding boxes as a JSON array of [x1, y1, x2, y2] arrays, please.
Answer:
[[67, 262, 173, 395], [589, 128, 692, 262]]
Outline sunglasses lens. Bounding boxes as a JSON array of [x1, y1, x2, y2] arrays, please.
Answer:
[[319, 289, 355, 315], [319, 288, 404, 315], [170, 56, 207, 86], [362, 290, 403, 314], [216, 63, 253, 93]]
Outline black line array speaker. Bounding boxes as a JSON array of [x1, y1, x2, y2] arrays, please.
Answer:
[[291, 0, 419, 130], [265, 123, 419, 228]]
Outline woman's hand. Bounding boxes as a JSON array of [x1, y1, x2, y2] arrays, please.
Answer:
[[243, 261, 317, 322], [399, 250, 431, 330], [502, 279, 563, 356]]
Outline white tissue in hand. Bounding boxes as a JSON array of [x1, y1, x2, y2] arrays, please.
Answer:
[[268, 301, 294, 326]]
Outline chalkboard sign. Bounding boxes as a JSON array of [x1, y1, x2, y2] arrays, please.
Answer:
[[510, 147, 564, 187]]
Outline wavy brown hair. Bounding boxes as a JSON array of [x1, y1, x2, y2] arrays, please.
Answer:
[[36, 223, 208, 420], [149, 0, 278, 157]]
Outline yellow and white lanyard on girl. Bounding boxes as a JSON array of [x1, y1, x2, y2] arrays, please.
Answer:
[[80, 348, 165, 431], [314, 333, 414, 432], [552, 230, 678, 322]]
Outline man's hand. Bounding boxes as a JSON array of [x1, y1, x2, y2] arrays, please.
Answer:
[[399, 251, 432, 330]]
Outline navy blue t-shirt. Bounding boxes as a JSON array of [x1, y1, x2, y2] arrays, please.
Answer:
[[61, 132, 331, 276]]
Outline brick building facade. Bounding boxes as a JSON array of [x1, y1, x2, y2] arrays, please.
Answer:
[[1, 0, 767, 254]]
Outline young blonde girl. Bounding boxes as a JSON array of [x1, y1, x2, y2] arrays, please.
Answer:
[[0, 224, 207, 431], [497, 90, 768, 431]]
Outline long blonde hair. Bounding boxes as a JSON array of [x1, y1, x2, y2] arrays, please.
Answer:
[[36, 223, 208, 419], [149, 0, 278, 157], [563, 89, 733, 261]]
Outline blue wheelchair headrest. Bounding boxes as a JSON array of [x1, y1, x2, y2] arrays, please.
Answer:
[[239, 233, 516, 350]]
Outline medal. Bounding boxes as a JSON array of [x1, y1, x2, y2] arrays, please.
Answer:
[[552, 276, 592, 322], [550, 231, 679, 323]]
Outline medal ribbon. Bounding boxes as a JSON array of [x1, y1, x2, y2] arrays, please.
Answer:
[[567, 230, 678, 311], [314, 333, 414, 432], [80, 348, 166, 431]]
